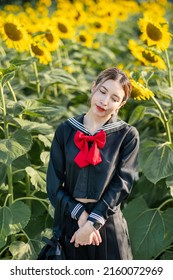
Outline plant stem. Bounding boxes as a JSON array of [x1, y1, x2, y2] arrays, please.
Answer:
[[56, 46, 62, 68], [0, 84, 8, 139], [0, 45, 6, 57], [165, 49, 173, 88], [165, 49, 173, 110], [0, 245, 10, 258], [6, 81, 23, 119], [29, 46, 41, 98], [4, 194, 12, 206], [14, 196, 49, 210], [151, 96, 172, 143], [158, 198, 173, 210], [7, 165, 13, 205], [25, 173, 31, 208], [0, 83, 14, 205], [6, 81, 17, 102], [49, 62, 58, 97]]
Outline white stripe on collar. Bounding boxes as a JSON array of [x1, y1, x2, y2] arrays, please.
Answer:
[[100, 120, 126, 131], [68, 117, 89, 134], [67, 117, 126, 135]]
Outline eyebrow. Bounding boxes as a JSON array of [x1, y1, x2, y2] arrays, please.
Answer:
[[101, 86, 120, 99]]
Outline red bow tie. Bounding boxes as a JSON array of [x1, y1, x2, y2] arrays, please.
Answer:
[[74, 130, 106, 168]]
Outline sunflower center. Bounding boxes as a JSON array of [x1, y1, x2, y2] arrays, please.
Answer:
[[79, 35, 86, 42], [146, 23, 162, 41], [45, 31, 54, 43], [131, 88, 141, 98], [57, 23, 68, 33], [4, 23, 23, 41], [94, 22, 102, 29], [31, 44, 44, 56], [142, 51, 157, 63]]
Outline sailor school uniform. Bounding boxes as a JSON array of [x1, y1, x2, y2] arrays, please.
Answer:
[[46, 113, 139, 259]]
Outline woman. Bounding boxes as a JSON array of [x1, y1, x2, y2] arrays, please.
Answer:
[[47, 67, 139, 260]]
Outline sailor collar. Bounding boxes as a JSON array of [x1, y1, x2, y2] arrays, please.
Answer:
[[67, 114, 126, 135]]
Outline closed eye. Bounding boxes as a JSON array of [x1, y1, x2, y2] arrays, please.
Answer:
[[100, 89, 106, 94], [112, 97, 119, 102]]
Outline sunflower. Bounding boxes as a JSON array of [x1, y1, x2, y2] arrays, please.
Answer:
[[138, 15, 172, 51], [30, 39, 52, 65], [75, 29, 94, 48], [128, 40, 166, 70], [130, 79, 154, 101], [42, 28, 60, 52], [52, 17, 75, 40], [88, 15, 115, 35], [0, 14, 31, 52]]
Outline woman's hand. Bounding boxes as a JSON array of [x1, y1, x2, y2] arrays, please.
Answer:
[[77, 210, 88, 227], [70, 221, 102, 247]]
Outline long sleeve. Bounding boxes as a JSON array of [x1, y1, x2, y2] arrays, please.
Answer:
[[87, 126, 139, 224], [46, 123, 85, 219]]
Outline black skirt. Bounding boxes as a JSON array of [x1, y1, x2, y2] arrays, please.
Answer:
[[61, 202, 133, 260]]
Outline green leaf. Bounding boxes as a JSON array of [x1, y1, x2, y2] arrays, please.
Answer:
[[139, 141, 173, 184], [13, 118, 53, 134], [0, 163, 7, 186], [12, 155, 31, 183], [40, 69, 77, 87], [160, 251, 173, 260], [9, 201, 31, 234], [9, 239, 43, 260], [10, 58, 36, 66], [133, 175, 170, 207], [123, 197, 173, 259], [25, 166, 46, 192], [0, 206, 12, 240], [0, 64, 16, 76], [99, 46, 116, 60], [128, 105, 146, 125], [0, 235, 6, 250], [38, 134, 52, 147], [1, 72, 15, 87], [0, 202, 30, 248], [0, 129, 32, 166], [21, 99, 66, 117], [145, 107, 161, 119], [159, 87, 173, 98], [40, 151, 50, 165]]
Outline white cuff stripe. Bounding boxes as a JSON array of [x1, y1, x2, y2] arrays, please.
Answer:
[[89, 212, 105, 225], [71, 203, 83, 219]]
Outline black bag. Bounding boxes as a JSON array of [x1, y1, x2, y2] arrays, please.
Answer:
[[37, 235, 66, 260], [37, 191, 69, 260]]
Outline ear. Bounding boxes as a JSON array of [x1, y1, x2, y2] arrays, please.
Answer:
[[91, 81, 96, 94]]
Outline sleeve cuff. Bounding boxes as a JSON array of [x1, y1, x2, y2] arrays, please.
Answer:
[[87, 211, 105, 226], [71, 203, 85, 220]]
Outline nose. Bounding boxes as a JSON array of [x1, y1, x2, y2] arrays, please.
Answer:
[[100, 95, 109, 106]]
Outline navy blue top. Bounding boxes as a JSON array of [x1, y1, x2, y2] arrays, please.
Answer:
[[47, 114, 139, 226]]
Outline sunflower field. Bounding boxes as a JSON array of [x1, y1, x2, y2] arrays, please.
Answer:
[[0, 0, 173, 260]]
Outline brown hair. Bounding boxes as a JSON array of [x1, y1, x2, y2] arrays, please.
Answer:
[[94, 67, 132, 101]]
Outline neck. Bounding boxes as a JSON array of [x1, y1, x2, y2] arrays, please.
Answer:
[[84, 110, 112, 134]]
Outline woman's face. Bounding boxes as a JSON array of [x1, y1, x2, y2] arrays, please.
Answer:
[[90, 79, 126, 118]]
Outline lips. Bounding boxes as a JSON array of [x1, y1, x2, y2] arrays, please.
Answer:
[[96, 105, 106, 112]]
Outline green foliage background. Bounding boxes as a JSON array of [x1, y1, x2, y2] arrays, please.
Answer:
[[0, 0, 173, 260]]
